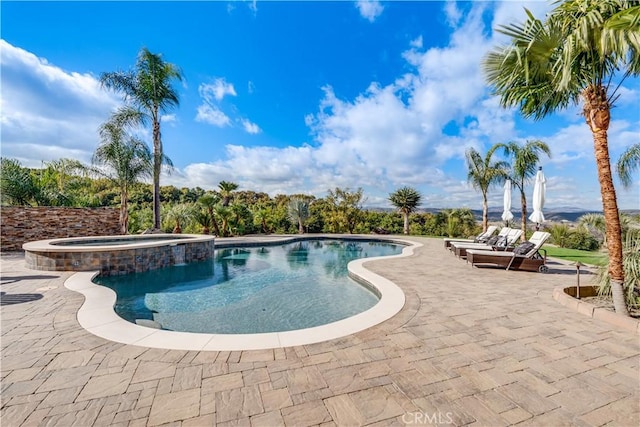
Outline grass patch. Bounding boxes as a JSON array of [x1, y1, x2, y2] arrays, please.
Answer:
[[542, 245, 608, 266]]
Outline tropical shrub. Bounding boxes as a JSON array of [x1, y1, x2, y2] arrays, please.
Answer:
[[566, 230, 600, 251], [548, 223, 573, 248], [128, 207, 153, 233]]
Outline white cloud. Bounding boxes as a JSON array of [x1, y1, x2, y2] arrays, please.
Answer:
[[241, 119, 261, 134], [0, 40, 119, 167], [199, 78, 236, 102], [409, 36, 423, 49], [162, 114, 177, 125], [195, 78, 262, 133], [166, 144, 318, 195], [195, 104, 231, 127], [443, 0, 463, 27], [355, 0, 384, 23]]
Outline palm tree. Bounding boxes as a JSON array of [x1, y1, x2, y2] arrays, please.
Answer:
[[193, 208, 213, 234], [288, 197, 310, 234], [253, 207, 272, 234], [218, 181, 239, 207], [165, 203, 193, 234], [100, 47, 183, 230], [617, 142, 640, 188], [579, 212, 607, 245], [465, 145, 510, 232], [0, 158, 40, 205], [215, 205, 233, 237], [496, 140, 551, 241], [389, 187, 422, 235], [483, 0, 639, 315], [198, 193, 222, 236], [91, 116, 153, 234]]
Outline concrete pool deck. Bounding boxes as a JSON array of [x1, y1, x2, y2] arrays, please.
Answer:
[[1, 235, 639, 426]]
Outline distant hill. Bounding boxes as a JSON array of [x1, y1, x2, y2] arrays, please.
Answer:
[[366, 206, 639, 223]]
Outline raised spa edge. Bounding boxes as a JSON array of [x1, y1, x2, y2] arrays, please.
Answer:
[[23, 234, 215, 276]]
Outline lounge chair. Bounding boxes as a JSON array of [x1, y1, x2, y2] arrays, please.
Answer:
[[466, 231, 551, 272], [451, 228, 522, 258], [443, 225, 498, 249]]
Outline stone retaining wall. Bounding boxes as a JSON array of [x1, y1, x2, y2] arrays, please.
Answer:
[[1, 207, 122, 252]]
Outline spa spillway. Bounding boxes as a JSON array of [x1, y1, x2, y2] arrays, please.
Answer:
[[23, 234, 215, 276]]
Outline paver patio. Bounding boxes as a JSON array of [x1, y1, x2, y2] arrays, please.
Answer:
[[1, 236, 639, 426]]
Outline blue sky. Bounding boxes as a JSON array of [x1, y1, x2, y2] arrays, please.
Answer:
[[1, 0, 638, 212]]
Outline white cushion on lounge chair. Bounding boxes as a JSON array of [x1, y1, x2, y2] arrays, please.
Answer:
[[450, 227, 519, 252], [444, 225, 497, 243], [466, 231, 551, 269]]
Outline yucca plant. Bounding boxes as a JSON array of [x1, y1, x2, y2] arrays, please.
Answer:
[[596, 226, 640, 309], [548, 223, 574, 248], [193, 208, 213, 235], [164, 203, 194, 234]]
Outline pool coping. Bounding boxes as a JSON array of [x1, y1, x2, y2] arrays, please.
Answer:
[[23, 233, 214, 252], [64, 235, 421, 351]]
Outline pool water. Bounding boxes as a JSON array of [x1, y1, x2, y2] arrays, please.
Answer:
[[96, 239, 403, 334]]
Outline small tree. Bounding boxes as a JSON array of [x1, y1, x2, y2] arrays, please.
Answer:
[[496, 140, 551, 241], [0, 158, 40, 206], [288, 197, 310, 234], [215, 205, 233, 237], [193, 208, 212, 234], [324, 187, 365, 234], [218, 181, 239, 206], [465, 145, 510, 231], [389, 187, 422, 235], [91, 116, 153, 234], [165, 203, 193, 234]]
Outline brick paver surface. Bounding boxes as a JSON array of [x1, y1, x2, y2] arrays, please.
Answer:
[[2, 237, 639, 426]]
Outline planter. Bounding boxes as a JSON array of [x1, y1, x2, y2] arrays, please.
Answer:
[[553, 285, 640, 335]]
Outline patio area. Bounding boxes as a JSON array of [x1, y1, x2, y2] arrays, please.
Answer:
[[1, 236, 639, 426]]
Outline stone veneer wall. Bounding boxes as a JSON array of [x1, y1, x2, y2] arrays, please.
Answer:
[[1, 207, 122, 252], [24, 239, 215, 276]]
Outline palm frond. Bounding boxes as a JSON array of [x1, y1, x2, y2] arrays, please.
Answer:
[[617, 142, 640, 188]]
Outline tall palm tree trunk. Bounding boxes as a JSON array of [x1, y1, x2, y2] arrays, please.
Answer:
[[403, 212, 409, 235], [120, 191, 128, 235], [481, 193, 489, 232], [520, 189, 527, 242], [209, 208, 221, 236], [152, 119, 162, 230], [584, 86, 629, 316]]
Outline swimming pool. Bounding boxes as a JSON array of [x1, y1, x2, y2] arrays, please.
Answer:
[[95, 239, 403, 334]]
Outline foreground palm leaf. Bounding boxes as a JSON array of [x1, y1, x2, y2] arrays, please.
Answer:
[[616, 142, 640, 188]]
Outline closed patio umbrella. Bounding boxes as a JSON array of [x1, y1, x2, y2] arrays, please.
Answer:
[[528, 167, 546, 230], [501, 179, 514, 226]]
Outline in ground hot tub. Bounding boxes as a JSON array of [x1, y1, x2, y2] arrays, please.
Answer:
[[23, 234, 215, 276]]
